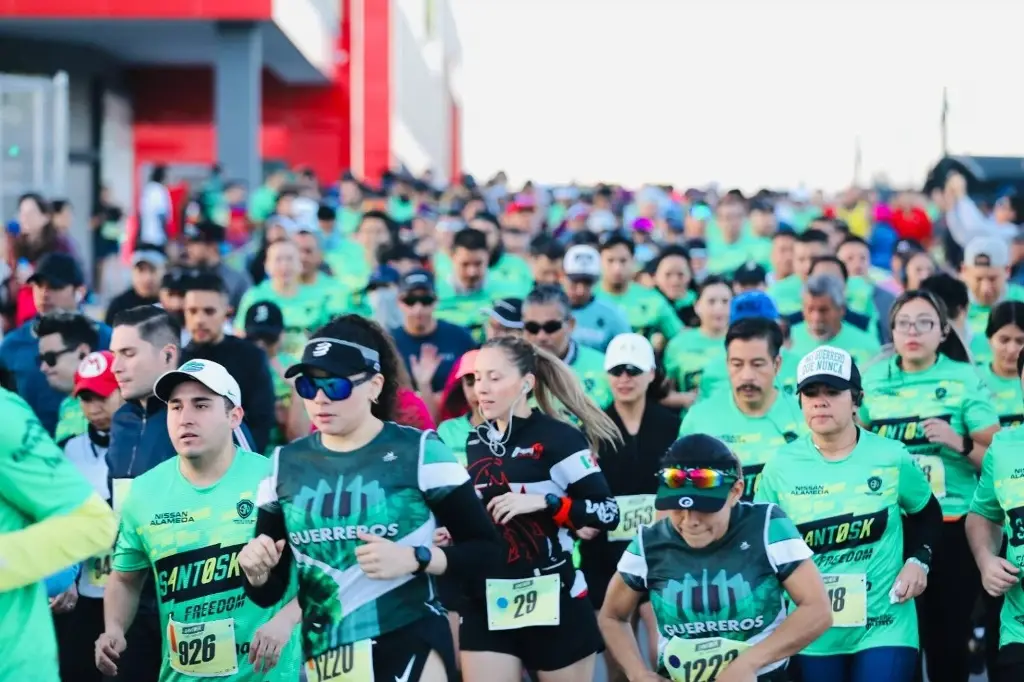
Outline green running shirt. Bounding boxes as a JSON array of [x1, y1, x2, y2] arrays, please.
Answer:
[[679, 390, 805, 500], [597, 283, 684, 340], [113, 448, 301, 682], [969, 426, 1024, 647], [618, 504, 810, 678], [255, 423, 469, 658], [663, 328, 726, 396], [860, 354, 999, 519], [756, 430, 933, 654], [977, 364, 1024, 429]]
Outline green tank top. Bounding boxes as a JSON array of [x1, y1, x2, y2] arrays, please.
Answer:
[[257, 423, 469, 657], [618, 504, 810, 678]]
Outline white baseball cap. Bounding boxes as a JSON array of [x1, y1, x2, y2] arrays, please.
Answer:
[[604, 333, 656, 373], [154, 359, 242, 407], [796, 346, 862, 394], [564, 245, 601, 279]]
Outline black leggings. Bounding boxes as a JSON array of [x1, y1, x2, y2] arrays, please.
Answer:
[[915, 518, 981, 682]]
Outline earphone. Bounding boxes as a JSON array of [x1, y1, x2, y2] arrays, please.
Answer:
[[521, 381, 530, 394]]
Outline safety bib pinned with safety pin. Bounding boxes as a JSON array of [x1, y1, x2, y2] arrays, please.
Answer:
[[167, 618, 238, 677]]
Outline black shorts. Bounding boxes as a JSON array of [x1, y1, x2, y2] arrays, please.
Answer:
[[459, 590, 604, 672], [327, 614, 456, 682]]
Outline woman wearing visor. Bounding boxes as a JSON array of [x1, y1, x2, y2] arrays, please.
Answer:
[[238, 315, 501, 682], [599, 433, 831, 682], [757, 346, 942, 682]]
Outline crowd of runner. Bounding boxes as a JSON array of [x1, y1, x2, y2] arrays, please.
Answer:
[[4, 169, 1024, 682]]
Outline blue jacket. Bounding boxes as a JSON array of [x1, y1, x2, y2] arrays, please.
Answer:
[[107, 397, 257, 483], [0, 318, 112, 435]]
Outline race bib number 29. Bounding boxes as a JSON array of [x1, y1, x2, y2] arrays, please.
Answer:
[[305, 640, 374, 682], [486, 574, 561, 630]]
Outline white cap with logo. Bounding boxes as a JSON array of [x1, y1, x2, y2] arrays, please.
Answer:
[[796, 345, 862, 393], [564, 245, 602, 279], [154, 359, 243, 407], [604, 333, 656, 372]]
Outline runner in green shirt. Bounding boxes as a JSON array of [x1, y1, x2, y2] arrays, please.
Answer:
[[859, 290, 1000, 682], [235, 240, 333, 357], [663, 276, 732, 411], [435, 228, 519, 342], [967, 405, 1024, 680], [96, 360, 302, 681], [323, 210, 393, 292], [961, 236, 1024, 337], [788, 273, 881, 367], [918, 272, 991, 366], [521, 285, 612, 410], [680, 317, 805, 501], [237, 316, 501, 682], [767, 229, 830, 316], [597, 233, 683, 341], [0, 389, 117, 682], [757, 346, 941, 680], [978, 301, 1024, 427], [598, 433, 832, 682]]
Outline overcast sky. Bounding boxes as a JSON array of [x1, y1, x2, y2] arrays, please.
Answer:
[[449, 0, 1024, 192]]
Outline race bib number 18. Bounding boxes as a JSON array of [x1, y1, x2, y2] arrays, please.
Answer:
[[167, 618, 238, 677], [304, 640, 374, 682], [662, 636, 750, 682], [822, 573, 868, 628], [913, 455, 947, 499]]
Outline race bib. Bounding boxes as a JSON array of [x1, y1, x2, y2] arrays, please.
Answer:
[[111, 478, 133, 516], [823, 573, 867, 628], [662, 636, 750, 682], [83, 552, 113, 590], [913, 455, 947, 499], [304, 640, 374, 682], [167, 618, 238, 677], [608, 495, 655, 542], [486, 574, 561, 630]]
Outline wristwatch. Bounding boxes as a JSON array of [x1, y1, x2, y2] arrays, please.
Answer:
[[412, 546, 432, 574], [545, 493, 562, 515]]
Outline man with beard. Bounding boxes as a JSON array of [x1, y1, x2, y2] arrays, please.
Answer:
[[179, 270, 275, 452], [678, 317, 806, 501]]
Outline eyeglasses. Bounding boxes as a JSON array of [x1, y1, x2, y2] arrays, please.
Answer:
[[608, 365, 645, 377], [401, 294, 437, 307], [295, 373, 374, 401], [658, 467, 737, 490], [894, 318, 938, 334], [37, 347, 75, 367], [523, 320, 564, 335]]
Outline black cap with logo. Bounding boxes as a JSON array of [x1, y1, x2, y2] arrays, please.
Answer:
[[244, 301, 285, 337], [284, 337, 382, 379]]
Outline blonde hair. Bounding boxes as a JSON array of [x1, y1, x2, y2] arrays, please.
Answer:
[[483, 336, 623, 453]]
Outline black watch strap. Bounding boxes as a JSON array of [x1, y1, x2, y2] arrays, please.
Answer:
[[413, 546, 432, 574]]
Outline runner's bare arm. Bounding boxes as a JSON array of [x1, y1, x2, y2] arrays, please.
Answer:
[[103, 569, 147, 639]]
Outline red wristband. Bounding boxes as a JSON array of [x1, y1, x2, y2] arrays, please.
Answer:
[[552, 496, 573, 528]]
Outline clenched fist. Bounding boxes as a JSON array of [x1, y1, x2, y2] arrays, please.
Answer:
[[239, 534, 287, 586]]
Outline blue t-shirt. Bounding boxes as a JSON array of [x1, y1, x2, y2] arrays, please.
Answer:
[[391, 320, 477, 392]]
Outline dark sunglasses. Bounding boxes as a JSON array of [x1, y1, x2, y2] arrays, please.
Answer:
[[37, 347, 75, 368], [523, 320, 564, 335], [295, 373, 373, 401], [608, 365, 645, 377], [401, 294, 437, 307]]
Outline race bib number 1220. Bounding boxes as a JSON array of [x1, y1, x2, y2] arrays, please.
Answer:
[[662, 636, 750, 682], [304, 640, 374, 682]]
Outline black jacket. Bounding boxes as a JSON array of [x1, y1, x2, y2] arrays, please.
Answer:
[[180, 335, 276, 453]]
